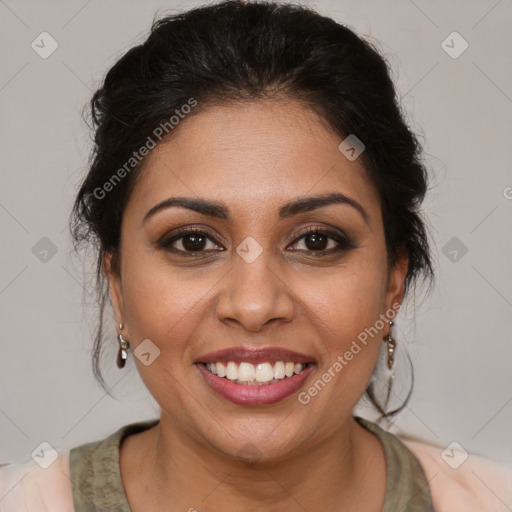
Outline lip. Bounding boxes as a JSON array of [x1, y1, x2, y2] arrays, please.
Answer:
[[196, 362, 315, 406], [195, 346, 315, 365]]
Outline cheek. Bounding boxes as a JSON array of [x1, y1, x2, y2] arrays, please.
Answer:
[[297, 287, 385, 427], [303, 256, 388, 342], [118, 255, 205, 412], [119, 249, 207, 356], [297, 253, 388, 395]]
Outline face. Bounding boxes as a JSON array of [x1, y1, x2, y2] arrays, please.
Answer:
[[106, 98, 408, 461]]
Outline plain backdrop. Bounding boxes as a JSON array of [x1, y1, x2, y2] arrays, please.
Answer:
[[1, 0, 511, 468]]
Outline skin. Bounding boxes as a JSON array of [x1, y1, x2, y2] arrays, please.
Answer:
[[105, 97, 409, 512]]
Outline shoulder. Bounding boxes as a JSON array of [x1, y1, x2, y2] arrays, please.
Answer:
[[0, 451, 74, 512], [401, 436, 512, 512]]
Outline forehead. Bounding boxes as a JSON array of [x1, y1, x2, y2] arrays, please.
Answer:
[[127, 99, 380, 222]]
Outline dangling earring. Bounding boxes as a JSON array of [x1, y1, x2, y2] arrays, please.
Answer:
[[382, 320, 396, 413], [117, 323, 130, 369], [386, 320, 396, 371]]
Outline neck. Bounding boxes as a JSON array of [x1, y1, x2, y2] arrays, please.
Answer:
[[124, 414, 386, 512]]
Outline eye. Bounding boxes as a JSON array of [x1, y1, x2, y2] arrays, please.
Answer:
[[157, 225, 358, 257], [157, 227, 224, 255], [287, 227, 357, 255]]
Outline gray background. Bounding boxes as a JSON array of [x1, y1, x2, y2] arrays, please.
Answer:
[[1, 0, 511, 468]]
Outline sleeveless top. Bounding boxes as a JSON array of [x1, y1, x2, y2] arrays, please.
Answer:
[[69, 416, 435, 511]]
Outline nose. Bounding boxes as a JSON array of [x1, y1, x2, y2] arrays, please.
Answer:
[[215, 248, 295, 332]]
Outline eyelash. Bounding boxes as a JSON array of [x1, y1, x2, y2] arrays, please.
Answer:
[[157, 226, 358, 257]]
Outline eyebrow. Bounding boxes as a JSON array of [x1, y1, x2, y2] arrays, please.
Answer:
[[141, 192, 369, 226]]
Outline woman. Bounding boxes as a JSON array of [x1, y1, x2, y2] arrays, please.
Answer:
[[1, 2, 510, 511]]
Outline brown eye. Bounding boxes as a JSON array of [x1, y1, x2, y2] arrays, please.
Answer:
[[303, 232, 329, 251], [181, 233, 207, 251], [288, 227, 358, 255], [157, 228, 224, 254]]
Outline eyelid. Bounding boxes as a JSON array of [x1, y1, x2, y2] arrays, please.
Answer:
[[291, 224, 346, 241], [158, 225, 225, 244]]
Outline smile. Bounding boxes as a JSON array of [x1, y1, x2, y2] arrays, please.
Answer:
[[196, 361, 315, 405], [202, 361, 309, 385]]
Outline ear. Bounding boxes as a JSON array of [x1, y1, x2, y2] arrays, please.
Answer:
[[384, 245, 409, 313], [103, 251, 125, 329]]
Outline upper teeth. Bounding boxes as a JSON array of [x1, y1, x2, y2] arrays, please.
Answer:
[[206, 361, 306, 384]]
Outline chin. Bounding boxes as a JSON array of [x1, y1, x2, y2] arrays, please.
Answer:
[[204, 425, 308, 465]]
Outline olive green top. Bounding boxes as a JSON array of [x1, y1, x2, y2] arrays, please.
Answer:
[[69, 416, 434, 511]]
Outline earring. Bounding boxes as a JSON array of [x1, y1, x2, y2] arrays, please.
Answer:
[[386, 320, 396, 371], [380, 320, 396, 415], [117, 323, 130, 369]]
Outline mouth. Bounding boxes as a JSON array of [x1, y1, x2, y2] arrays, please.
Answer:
[[194, 347, 316, 405]]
